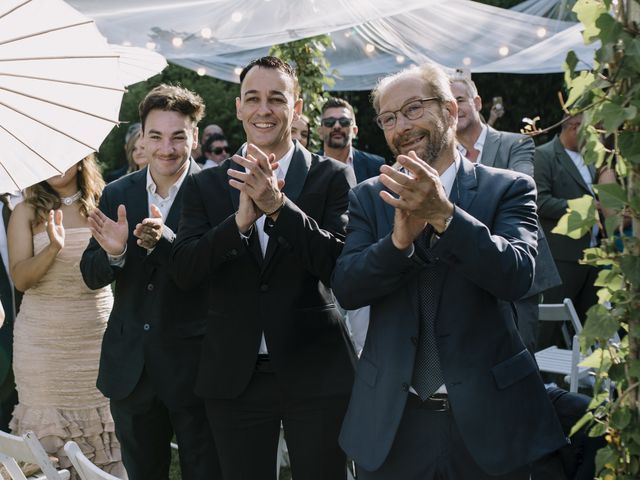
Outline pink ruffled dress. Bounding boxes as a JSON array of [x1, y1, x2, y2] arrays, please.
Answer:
[[10, 228, 124, 478]]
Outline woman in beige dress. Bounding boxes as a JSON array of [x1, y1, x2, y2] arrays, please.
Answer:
[[8, 155, 124, 477]]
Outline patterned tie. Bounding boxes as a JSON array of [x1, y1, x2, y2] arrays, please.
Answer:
[[411, 229, 445, 400]]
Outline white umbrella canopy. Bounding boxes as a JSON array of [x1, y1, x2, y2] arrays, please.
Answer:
[[0, 0, 126, 192], [110, 44, 168, 87]]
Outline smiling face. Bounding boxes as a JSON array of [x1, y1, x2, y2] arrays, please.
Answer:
[[142, 109, 197, 184], [378, 76, 456, 169], [236, 66, 302, 158], [450, 81, 482, 135], [319, 106, 358, 150]]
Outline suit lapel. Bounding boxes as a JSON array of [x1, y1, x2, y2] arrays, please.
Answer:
[[480, 127, 500, 168], [125, 169, 149, 261], [165, 159, 200, 230], [352, 149, 365, 184], [228, 147, 244, 211], [455, 157, 478, 212], [554, 137, 592, 195], [262, 145, 311, 269]]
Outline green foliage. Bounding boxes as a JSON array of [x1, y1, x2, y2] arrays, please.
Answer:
[[269, 35, 336, 151], [552, 1, 640, 477]]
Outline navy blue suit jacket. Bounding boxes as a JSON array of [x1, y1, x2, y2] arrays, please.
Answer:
[[332, 158, 565, 475]]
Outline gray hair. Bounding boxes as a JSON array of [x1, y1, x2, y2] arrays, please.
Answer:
[[372, 64, 455, 113]]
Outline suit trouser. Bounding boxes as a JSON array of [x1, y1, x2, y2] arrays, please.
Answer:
[[357, 394, 529, 480], [538, 261, 599, 350], [205, 360, 350, 480], [110, 368, 221, 480]]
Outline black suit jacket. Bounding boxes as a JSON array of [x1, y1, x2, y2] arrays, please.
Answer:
[[173, 144, 357, 400], [333, 159, 566, 475], [80, 161, 207, 409]]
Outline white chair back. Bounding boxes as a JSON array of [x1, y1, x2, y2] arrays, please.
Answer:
[[0, 430, 69, 480], [62, 442, 121, 480]]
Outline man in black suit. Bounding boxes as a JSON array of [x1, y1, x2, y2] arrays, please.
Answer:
[[80, 85, 221, 480], [332, 63, 565, 479], [173, 56, 356, 480], [319, 97, 385, 183]]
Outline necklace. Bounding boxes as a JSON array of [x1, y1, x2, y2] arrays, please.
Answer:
[[61, 191, 82, 206]]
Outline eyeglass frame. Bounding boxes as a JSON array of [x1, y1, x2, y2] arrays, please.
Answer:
[[320, 116, 354, 128], [375, 97, 440, 130]]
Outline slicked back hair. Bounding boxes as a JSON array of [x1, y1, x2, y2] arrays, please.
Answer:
[[239, 56, 300, 98], [321, 97, 356, 119]]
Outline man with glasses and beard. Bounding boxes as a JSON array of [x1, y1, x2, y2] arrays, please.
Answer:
[[332, 63, 565, 479], [319, 97, 385, 183]]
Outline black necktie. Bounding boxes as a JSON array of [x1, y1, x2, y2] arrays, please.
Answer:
[[0, 194, 10, 231], [411, 229, 445, 400]]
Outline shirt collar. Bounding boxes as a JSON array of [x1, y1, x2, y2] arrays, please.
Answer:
[[146, 160, 190, 198], [456, 123, 487, 158], [440, 152, 460, 197]]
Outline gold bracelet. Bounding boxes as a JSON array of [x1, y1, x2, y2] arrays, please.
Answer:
[[264, 193, 286, 217]]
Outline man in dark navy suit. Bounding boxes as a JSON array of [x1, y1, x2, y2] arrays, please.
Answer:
[[333, 63, 565, 479], [319, 97, 385, 183]]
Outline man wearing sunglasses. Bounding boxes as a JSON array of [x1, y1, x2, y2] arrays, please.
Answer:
[[319, 97, 385, 184], [199, 133, 231, 169]]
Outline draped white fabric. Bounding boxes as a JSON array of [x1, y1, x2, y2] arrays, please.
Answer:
[[68, 0, 595, 91]]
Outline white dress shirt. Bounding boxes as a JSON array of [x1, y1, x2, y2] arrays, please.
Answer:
[[456, 123, 487, 162]]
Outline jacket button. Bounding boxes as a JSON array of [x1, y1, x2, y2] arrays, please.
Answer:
[[410, 336, 418, 346], [401, 382, 409, 392], [143, 323, 150, 331], [260, 284, 269, 292], [230, 249, 238, 256], [147, 283, 154, 291]]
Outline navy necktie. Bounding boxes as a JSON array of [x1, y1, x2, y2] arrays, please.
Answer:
[[411, 229, 444, 400]]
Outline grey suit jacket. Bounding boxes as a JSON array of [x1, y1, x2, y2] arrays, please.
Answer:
[[480, 125, 535, 178], [333, 159, 565, 475], [534, 136, 596, 262]]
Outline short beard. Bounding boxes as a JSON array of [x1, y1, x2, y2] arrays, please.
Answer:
[[391, 125, 451, 167], [326, 132, 349, 149]]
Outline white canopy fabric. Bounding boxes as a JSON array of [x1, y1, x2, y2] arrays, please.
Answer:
[[68, 0, 595, 91]]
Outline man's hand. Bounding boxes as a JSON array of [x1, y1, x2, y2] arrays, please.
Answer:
[[134, 204, 163, 250], [379, 151, 454, 235], [88, 204, 129, 256], [227, 144, 285, 217], [235, 190, 262, 234]]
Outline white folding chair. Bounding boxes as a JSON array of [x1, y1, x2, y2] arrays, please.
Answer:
[[534, 298, 587, 392], [62, 442, 121, 480], [0, 430, 69, 480]]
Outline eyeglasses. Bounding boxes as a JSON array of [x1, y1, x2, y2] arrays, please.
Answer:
[[375, 97, 440, 130], [321, 117, 353, 128], [211, 146, 230, 155]]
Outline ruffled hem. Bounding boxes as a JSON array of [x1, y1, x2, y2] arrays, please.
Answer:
[[9, 403, 125, 478]]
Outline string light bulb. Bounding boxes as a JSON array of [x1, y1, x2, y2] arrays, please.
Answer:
[[364, 43, 375, 54], [172, 37, 183, 48], [462, 57, 472, 66], [498, 46, 509, 57], [201, 27, 212, 39], [537, 27, 547, 38], [231, 11, 243, 22], [145, 41, 156, 50], [197, 68, 206, 76], [396, 55, 405, 64]]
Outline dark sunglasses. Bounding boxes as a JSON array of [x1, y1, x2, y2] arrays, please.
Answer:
[[321, 117, 353, 128], [211, 146, 230, 155]]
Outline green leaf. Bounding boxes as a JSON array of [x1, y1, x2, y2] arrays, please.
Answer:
[[570, 411, 594, 437], [582, 304, 620, 346], [593, 183, 627, 210], [619, 131, 640, 165], [620, 256, 640, 285], [564, 50, 579, 79], [595, 12, 623, 46], [593, 102, 638, 134], [604, 215, 622, 238], [565, 71, 596, 108], [611, 407, 632, 429], [595, 445, 619, 470], [574, 1, 608, 43], [590, 421, 608, 438], [629, 359, 640, 379], [579, 347, 612, 369], [551, 195, 597, 238], [594, 268, 624, 291]]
